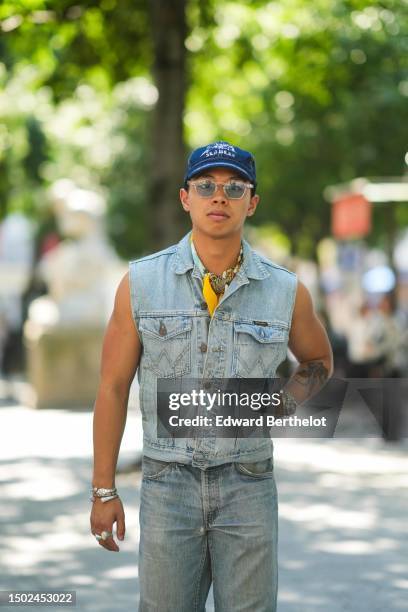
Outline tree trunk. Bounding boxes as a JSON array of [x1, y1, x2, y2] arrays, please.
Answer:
[[149, 0, 189, 250]]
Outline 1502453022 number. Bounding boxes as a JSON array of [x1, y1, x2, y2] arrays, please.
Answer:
[[0, 591, 76, 606]]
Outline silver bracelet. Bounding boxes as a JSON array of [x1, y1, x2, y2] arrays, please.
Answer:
[[101, 494, 119, 504], [91, 487, 117, 497], [90, 492, 120, 503]]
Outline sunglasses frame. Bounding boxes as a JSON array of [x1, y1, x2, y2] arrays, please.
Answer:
[[187, 179, 254, 200]]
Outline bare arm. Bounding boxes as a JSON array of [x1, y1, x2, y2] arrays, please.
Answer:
[[285, 281, 333, 406], [90, 271, 141, 551]]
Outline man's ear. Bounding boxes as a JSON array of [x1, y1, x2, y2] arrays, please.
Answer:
[[180, 188, 191, 212], [247, 194, 260, 217]]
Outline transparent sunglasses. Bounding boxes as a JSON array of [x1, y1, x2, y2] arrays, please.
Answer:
[[188, 179, 254, 199]]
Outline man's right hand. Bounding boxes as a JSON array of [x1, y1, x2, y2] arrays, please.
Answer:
[[90, 497, 126, 552], [91, 272, 140, 553]]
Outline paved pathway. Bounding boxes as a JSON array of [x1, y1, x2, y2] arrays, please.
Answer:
[[0, 380, 407, 611]]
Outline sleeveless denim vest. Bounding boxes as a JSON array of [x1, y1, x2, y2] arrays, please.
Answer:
[[129, 232, 297, 469]]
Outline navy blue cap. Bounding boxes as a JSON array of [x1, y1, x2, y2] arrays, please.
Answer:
[[184, 141, 256, 187]]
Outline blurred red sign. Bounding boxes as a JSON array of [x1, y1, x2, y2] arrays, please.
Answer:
[[331, 193, 371, 239]]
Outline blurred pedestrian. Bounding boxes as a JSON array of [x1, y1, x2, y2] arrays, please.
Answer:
[[346, 301, 388, 378], [346, 293, 406, 441], [0, 213, 35, 376]]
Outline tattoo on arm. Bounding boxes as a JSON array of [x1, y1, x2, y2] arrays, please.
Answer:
[[293, 360, 329, 394]]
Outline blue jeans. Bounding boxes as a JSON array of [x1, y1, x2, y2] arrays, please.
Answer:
[[138, 455, 278, 612]]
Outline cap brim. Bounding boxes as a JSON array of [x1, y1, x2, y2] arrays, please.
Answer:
[[186, 161, 254, 184]]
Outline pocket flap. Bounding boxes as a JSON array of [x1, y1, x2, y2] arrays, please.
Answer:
[[234, 322, 287, 343], [139, 316, 192, 340]]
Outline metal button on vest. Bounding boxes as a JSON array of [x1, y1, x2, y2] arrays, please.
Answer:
[[159, 322, 167, 336], [200, 343, 207, 353]]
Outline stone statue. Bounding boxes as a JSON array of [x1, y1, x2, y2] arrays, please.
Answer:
[[29, 179, 125, 327], [24, 180, 126, 408]]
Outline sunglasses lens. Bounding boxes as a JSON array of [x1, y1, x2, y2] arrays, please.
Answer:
[[195, 181, 216, 197], [193, 180, 247, 198], [225, 182, 246, 199]]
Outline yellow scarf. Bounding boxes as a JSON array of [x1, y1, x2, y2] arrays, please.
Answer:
[[202, 273, 219, 316]]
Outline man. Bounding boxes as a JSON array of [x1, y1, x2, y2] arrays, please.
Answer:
[[90, 141, 333, 611]]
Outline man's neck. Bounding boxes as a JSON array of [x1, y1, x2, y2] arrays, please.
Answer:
[[191, 231, 243, 275]]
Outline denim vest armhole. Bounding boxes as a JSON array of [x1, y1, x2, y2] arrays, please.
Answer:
[[287, 272, 298, 329], [128, 260, 142, 343]]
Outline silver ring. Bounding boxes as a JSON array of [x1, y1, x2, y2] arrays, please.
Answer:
[[101, 531, 113, 541], [94, 533, 102, 541]]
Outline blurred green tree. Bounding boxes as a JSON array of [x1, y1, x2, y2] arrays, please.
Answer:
[[0, 0, 189, 254], [186, 0, 408, 256], [0, 0, 407, 258]]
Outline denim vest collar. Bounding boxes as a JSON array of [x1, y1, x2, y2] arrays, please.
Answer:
[[171, 231, 270, 281]]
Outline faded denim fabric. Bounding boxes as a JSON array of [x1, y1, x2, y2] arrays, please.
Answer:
[[138, 455, 278, 612], [129, 231, 297, 468]]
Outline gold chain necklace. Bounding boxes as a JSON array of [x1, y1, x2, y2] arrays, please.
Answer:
[[205, 244, 244, 295]]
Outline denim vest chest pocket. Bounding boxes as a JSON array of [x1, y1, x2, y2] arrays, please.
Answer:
[[139, 315, 192, 378], [232, 321, 288, 377]]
